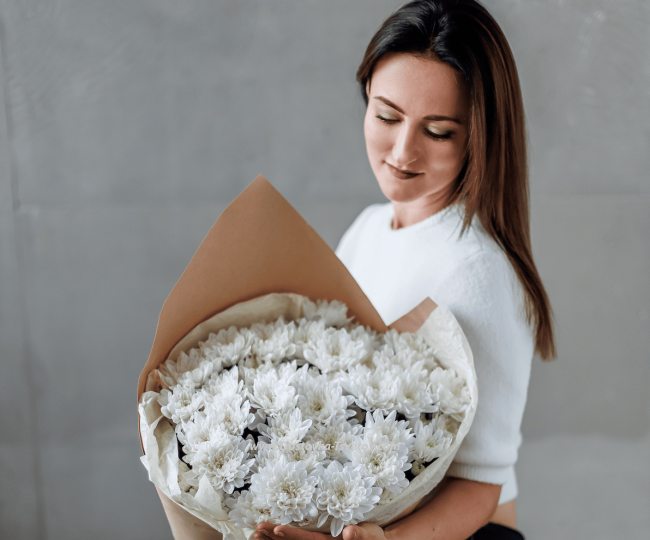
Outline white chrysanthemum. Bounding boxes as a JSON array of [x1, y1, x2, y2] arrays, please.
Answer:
[[381, 329, 440, 371], [176, 358, 215, 389], [411, 419, 453, 463], [341, 364, 399, 412], [185, 433, 254, 494], [250, 318, 292, 351], [250, 455, 319, 525], [203, 365, 244, 399], [303, 328, 368, 373], [251, 322, 297, 364], [257, 407, 312, 445], [368, 347, 397, 370], [158, 384, 205, 424], [205, 394, 256, 437], [199, 347, 225, 371], [276, 360, 300, 383], [227, 489, 277, 530], [250, 438, 299, 475], [156, 349, 203, 390], [394, 363, 438, 418], [249, 368, 298, 418], [238, 359, 275, 392], [391, 348, 428, 372], [301, 298, 351, 327], [306, 420, 363, 463], [429, 367, 470, 420], [290, 319, 327, 358], [259, 440, 327, 474], [296, 375, 354, 426], [408, 412, 460, 435], [201, 326, 255, 368], [382, 329, 432, 355], [291, 363, 320, 386], [364, 410, 415, 454], [344, 434, 410, 495], [176, 408, 230, 463], [346, 325, 380, 365], [315, 461, 381, 537], [249, 317, 287, 340]]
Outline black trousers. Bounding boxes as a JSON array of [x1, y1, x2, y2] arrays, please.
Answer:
[[467, 523, 525, 539]]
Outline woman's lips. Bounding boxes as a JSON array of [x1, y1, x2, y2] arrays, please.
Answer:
[[385, 162, 422, 179]]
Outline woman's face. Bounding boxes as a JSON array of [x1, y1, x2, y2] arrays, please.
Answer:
[[364, 53, 470, 213]]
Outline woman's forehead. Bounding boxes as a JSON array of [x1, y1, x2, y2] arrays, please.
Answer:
[[369, 53, 469, 120]]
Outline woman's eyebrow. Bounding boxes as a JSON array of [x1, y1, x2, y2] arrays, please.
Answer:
[[373, 96, 462, 124]]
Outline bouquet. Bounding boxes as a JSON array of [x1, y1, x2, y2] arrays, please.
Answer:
[[137, 176, 477, 540]]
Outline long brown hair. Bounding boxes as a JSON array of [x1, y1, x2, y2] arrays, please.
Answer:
[[357, 0, 556, 360]]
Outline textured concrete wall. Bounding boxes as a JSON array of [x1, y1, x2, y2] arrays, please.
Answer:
[[0, 1, 648, 539]]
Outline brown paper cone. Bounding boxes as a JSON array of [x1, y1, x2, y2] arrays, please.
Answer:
[[388, 297, 438, 334], [138, 174, 387, 405]]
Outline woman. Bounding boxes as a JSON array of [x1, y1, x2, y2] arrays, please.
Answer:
[[256, 1, 554, 539]]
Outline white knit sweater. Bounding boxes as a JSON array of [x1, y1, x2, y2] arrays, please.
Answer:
[[335, 202, 534, 505]]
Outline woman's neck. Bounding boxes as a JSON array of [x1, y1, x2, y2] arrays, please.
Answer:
[[390, 196, 451, 230]]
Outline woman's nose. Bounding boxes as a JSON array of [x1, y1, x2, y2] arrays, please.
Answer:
[[391, 123, 421, 167]]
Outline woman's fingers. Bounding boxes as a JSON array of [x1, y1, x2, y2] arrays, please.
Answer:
[[342, 523, 387, 540], [273, 524, 335, 540], [255, 522, 333, 540], [342, 525, 360, 540], [254, 522, 282, 540], [254, 521, 386, 540]]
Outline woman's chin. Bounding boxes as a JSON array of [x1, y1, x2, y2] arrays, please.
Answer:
[[376, 173, 456, 205], [377, 180, 423, 203]]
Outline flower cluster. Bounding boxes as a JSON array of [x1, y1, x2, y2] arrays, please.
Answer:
[[146, 298, 469, 536]]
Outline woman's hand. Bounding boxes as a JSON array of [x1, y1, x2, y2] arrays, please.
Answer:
[[253, 522, 389, 540]]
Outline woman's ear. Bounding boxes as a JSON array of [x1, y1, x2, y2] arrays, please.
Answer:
[[365, 78, 371, 98]]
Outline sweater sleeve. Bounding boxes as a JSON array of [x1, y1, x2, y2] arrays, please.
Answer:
[[434, 249, 534, 486]]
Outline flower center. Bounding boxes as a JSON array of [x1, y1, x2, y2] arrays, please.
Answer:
[[212, 454, 226, 469], [370, 454, 384, 470], [335, 485, 349, 499], [281, 482, 299, 499]]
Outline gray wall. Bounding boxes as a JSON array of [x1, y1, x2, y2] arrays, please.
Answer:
[[0, 1, 648, 539]]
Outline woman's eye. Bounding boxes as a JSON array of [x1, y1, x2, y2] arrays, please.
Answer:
[[376, 115, 398, 124], [375, 114, 453, 140], [426, 129, 453, 140]]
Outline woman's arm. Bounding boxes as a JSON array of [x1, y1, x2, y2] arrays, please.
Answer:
[[384, 477, 501, 540]]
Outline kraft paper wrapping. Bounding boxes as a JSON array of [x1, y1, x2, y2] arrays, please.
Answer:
[[137, 176, 477, 540]]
